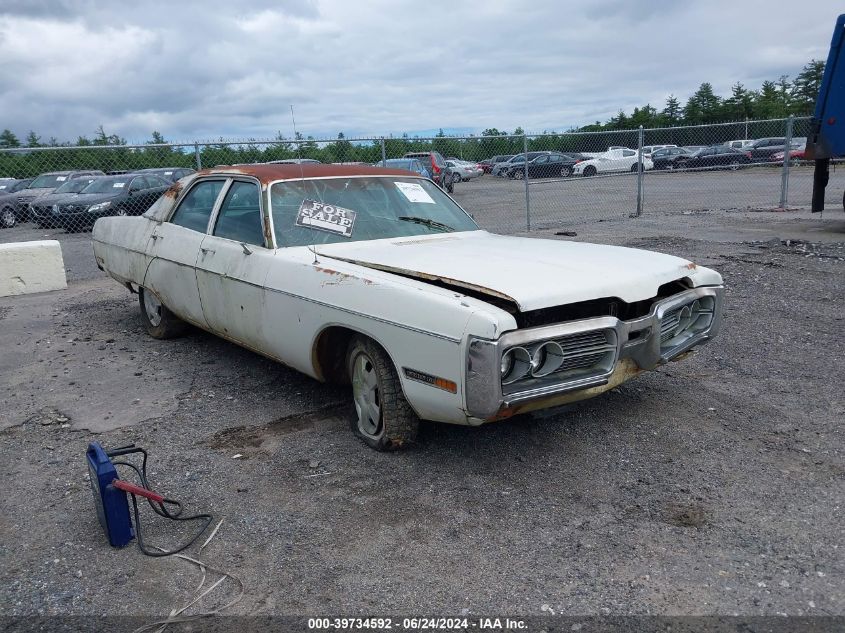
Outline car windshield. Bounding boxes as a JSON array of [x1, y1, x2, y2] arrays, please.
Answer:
[[82, 177, 130, 194], [270, 176, 478, 247], [29, 174, 70, 188], [55, 178, 96, 194]]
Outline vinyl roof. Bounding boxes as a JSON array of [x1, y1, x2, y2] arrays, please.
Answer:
[[199, 163, 419, 184]]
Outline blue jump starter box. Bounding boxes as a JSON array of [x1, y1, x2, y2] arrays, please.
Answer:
[[86, 442, 134, 547]]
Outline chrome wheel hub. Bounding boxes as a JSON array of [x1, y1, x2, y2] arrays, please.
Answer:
[[352, 353, 383, 439], [144, 290, 163, 327]]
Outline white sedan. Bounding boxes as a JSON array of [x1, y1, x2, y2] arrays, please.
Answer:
[[573, 149, 654, 177], [93, 164, 724, 450], [446, 160, 482, 182]]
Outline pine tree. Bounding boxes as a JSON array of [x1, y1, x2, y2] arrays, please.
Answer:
[[25, 131, 41, 147], [0, 129, 20, 148], [791, 60, 825, 114], [661, 95, 682, 124]]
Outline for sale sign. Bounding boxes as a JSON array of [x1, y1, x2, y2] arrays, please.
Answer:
[[295, 199, 357, 237]]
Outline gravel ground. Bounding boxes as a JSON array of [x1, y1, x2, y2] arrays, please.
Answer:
[[1, 207, 844, 629]]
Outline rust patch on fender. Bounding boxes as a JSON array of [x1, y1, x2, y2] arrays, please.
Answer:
[[685, 262, 698, 270]]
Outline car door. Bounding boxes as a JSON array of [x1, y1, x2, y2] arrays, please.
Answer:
[[144, 178, 227, 329], [125, 176, 149, 215], [621, 149, 637, 171], [195, 179, 274, 349], [527, 154, 547, 177]]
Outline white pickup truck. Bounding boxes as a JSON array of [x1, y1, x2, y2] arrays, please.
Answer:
[[93, 164, 724, 450]]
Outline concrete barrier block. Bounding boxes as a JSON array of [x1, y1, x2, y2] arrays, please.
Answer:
[[0, 240, 67, 297]]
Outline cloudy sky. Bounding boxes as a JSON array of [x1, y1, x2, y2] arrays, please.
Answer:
[[0, 0, 841, 144]]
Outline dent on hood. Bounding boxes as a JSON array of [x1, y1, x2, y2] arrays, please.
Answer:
[[320, 255, 521, 313]]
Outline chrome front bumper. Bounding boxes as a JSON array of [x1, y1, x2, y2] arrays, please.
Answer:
[[465, 286, 725, 420]]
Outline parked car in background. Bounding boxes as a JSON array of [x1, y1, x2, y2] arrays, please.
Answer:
[[92, 163, 724, 451], [651, 147, 694, 170], [724, 139, 756, 151], [675, 146, 751, 170], [54, 173, 170, 231], [684, 145, 707, 152], [641, 144, 677, 158], [573, 149, 654, 177], [747, 137, 807, 162], [446, 160, 482, 182], [0, 178, 34, 228], [502, 152, 591, 179], [491, 152, 549, 177], [769, 148, 806, 164], [403, 152, 453, 192], [134, 167, 196, 183], [29, 175, 103, 228], [13, 170, 105, 220], [375, 158, 431, 178], [480, 155, 515, 174], [0, 178, 16, 191]]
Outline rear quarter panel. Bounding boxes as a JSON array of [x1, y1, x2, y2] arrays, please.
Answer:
[[92, 216, 156, 286]]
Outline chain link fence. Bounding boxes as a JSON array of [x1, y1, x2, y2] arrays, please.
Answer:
[[0, 116, 839, 235]]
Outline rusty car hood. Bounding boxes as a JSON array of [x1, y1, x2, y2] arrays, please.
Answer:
[[315, 230, 722, 311]]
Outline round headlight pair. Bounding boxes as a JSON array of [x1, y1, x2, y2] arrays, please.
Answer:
[[501, 341, 566, 385]]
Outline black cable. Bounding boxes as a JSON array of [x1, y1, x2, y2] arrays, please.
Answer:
[[111, 448, 213, 558]]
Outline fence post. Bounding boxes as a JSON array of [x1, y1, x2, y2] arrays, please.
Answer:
[[194, 143, 202, 170], [779, 115, 794, 209], [635, 125, 644, 217], [523, 134, 531, 231], [380, 138, 386, 165]]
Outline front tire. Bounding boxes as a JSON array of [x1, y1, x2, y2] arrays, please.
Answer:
[[139, 287, 187, 339], [347, 336, 419, 451], [452, 172, 462, 183], [0, 206, 16, 229], [583, 165, 597, 177]]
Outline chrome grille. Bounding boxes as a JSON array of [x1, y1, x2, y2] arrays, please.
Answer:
[[659, 296, 716, 353], [501, 328, 617, 394]]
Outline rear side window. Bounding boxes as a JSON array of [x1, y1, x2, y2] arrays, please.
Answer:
[[623, 150, 636, 157], [170, 180, 226, 233], [213, 181, 264, 246]]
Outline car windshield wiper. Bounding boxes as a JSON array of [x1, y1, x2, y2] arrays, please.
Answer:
[[397, 216, 454, 232]]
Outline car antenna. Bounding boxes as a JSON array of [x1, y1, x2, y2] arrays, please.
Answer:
[[291, 104, 319, 265]]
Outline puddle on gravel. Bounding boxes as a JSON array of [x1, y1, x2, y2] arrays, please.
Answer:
[[206, 403, 349, 457], [664, 501, 709, 528]]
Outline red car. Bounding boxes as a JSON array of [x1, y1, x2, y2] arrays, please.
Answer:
[[769, 149, 805, 163]]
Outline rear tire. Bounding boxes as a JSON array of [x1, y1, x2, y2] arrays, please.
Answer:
[[139, 287, 188, 339], [561, 165, 573, 177], [729, 160, 741, 171], [347, 336, 419, 451]]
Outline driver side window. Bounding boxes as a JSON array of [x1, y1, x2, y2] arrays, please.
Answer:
[[170, 180, 226, 233]]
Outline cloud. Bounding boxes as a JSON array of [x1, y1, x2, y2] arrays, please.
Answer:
[[0, 0, 840, 143]]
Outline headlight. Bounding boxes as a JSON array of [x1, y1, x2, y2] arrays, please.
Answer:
[[501, 347, 531, 385], [87, 201, 112, 213], [531, 341, 565, 377]]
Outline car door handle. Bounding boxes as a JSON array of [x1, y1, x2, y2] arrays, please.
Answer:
[[240, 242, 253, 255], [200, 247, 215, 255]]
